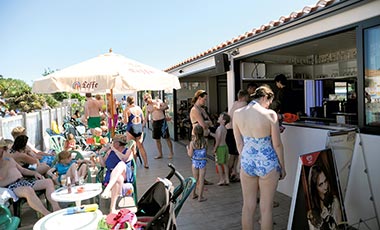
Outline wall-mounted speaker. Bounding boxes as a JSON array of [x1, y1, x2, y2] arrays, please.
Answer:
[[214, 53, 230, 74]]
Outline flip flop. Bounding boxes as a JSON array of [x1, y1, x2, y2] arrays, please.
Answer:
[[154, 156, 163, 159], [192, 194, 199, 199], [144, 165, 149, 169]]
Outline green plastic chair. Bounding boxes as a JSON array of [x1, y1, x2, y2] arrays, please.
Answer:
[[174, 177, 196, 217], [49, 135, 66, 154], [0, 204, 20, 230]]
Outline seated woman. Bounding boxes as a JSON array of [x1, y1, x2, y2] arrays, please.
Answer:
[[11, 126, 55, 167], [47, 150, 89, 186], [98, 134, 136, 214], [10, 135, 50, 175]]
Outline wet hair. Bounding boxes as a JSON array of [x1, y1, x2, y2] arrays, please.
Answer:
[[12, 135, 28, 151], [127, 96, 135, 105], [220, 112, 231, 125], [274, 74, 287, 85], [251, 85, 274, 101], [191, 90, 207, 104], [192, 124, 207, 149], [58, 150, 71, 162]]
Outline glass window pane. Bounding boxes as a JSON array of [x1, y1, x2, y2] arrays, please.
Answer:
[[364, 25, 380, 126]]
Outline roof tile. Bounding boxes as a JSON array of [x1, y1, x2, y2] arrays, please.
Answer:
[[166, 0, 340, 72]]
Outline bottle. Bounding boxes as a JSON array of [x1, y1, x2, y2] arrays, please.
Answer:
[[323, 100, 327, 118], [74, 167, 79, 186], [67, 177, 72, 194]]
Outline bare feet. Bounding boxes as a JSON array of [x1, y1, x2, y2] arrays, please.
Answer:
[[154, 155, 163, 159], [217, 181, 225, 186], [198, 197, 207, 202], [168, 154, 173, 159], [192, 194, 199, 199]]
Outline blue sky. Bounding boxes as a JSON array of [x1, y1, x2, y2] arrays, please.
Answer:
[[0, 0, 317, 85]]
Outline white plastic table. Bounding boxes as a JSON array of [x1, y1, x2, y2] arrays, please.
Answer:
[[51, 183, 102, 207], [33, 207, 102, 230]]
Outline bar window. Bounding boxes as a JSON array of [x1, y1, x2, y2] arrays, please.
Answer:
[[364, 25, 380, 126]]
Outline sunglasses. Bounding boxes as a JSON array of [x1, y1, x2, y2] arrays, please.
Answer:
[[118, 141, 127, 146]]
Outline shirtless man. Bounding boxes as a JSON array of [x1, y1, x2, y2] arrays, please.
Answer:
[[83, 93, 102, 132], [0, 138, 60, 216], [226, 90, 249, 181], [142, 93, 174, 159]]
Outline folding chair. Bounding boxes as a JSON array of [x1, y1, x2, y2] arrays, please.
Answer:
[[0, 204, 20, 230]]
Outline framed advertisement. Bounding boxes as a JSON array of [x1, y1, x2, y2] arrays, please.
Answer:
[[288, 149, 347, 229]]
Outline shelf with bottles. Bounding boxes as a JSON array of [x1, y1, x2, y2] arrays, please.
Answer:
[[293, 64, 313, 80], [314, 60, 357, 79]]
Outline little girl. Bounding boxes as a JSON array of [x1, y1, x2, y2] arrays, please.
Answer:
[[186, 124, 208, 202], [64, 133, 77, 151], [47, 150, 88, 186]]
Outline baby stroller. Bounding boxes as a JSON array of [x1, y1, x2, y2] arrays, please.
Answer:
[[135, 164, 186, 230]]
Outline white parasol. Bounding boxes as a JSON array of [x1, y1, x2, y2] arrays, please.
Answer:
[[32, 50, 181, 94], [32, 49, 181, 136]]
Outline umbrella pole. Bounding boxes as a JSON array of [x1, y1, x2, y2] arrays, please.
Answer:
[[110, 88, 115, 138]]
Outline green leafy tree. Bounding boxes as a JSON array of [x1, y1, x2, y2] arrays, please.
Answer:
[[0, 77, 59, 112]]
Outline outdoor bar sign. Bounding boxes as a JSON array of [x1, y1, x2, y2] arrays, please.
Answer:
[[287, 149, 347, 230], [72, 81, 99, 91]]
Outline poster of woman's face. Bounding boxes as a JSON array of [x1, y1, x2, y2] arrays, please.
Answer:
[[299, 149, 347, 230]]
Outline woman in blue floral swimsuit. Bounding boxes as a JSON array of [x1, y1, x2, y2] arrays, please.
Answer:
[[233, 85, 286, 230]]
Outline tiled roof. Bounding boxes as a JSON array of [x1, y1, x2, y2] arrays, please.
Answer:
[[165, 0, 338, 72]]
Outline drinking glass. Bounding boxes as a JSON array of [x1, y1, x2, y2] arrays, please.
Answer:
[[61, 175, 67, 187], [79, 176, 85, 185]]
